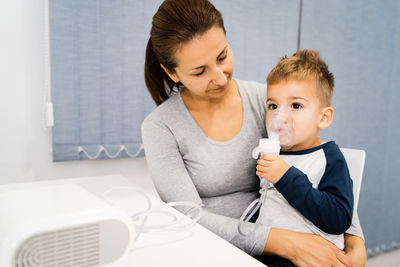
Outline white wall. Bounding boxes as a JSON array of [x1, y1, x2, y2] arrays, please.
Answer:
[[0, 0, 154, 192]]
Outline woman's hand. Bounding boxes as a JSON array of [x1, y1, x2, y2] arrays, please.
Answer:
[[265, 228, 352, 267], [343, 234, 367, 267]]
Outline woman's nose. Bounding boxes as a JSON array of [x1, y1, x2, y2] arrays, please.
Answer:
[[211, 67, 227, 85]]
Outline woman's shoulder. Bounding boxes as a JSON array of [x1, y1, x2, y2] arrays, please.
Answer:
[[235, 79, 267, 115], [236, 79, 266, 93], [236, 79, 266, 103], [142, 93, 183, 130]]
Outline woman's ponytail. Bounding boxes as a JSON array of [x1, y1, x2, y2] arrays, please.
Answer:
[[144, 38, 172, 106]]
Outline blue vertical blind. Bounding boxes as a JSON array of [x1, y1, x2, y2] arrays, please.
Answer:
[[49, 0, 159, 161], [49, 0, 399, 258], [214, 0, 299, 83]]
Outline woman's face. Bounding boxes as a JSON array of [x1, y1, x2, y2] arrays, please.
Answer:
[[165, 26, 235, 101]]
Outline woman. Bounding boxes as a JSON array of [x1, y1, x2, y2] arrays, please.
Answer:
[[142, 0, 366, 266]]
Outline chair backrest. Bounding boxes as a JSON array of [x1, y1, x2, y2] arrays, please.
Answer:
[[340, 148, 366, 212]]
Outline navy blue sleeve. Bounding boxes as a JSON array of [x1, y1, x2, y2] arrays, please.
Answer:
[[274, 146, 354, 235]]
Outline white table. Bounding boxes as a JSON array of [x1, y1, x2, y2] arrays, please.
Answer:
[[0, 175, 266, 267]]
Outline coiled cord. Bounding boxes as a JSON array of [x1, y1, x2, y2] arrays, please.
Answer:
[[101, 186, 202, 248]]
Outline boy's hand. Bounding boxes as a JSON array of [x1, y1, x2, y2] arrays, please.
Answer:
[[256, 154, 290, 184]]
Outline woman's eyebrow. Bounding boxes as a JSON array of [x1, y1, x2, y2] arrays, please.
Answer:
[[217, 45, 228, 58], [191, 45, 228, 71]]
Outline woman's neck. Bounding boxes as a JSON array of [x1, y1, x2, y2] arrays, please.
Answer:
[[180, 80, 243, 142]]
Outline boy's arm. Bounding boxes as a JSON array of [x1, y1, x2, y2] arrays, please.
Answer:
[[274, 157, 354, 235]]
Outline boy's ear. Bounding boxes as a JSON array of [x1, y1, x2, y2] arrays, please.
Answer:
[[160, 64, 179, 83], [318, 107, 334, 129]]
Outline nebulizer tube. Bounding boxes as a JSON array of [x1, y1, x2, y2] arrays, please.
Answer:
[[239, 106, 295, 235], [101, 186, 202, 249]]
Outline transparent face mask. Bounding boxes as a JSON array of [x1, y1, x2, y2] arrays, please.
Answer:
[[267, 105, 295, 150]]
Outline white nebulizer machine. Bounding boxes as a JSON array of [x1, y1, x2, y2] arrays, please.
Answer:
[[0, 181, 202, 267], [0, 184, 134, 267]]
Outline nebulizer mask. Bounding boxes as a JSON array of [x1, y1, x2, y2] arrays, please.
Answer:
[[252, 105, 295, 159]]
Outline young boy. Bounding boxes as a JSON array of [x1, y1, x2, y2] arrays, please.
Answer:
[[255, 49, 354, 265]]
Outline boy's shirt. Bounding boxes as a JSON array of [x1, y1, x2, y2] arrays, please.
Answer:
[[257, 141, 354, 249]]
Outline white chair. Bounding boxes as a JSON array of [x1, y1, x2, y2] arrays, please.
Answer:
[[340, 148, 366, 212]]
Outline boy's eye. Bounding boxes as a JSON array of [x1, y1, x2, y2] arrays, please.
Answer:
[[268, 104, 278, 110], [292, 103, 302, 109]]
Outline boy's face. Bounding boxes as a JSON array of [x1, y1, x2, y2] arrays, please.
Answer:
[[266, 79, 329, 151]]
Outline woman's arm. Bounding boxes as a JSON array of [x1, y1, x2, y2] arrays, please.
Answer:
[[141, 114, 269, 255], [343, 202, 366, 266], [344, 234, 366, 267], [264, 228, 352, 267]]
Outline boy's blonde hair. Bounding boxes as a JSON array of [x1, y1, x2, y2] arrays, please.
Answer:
[[267, 49, 334, 107]]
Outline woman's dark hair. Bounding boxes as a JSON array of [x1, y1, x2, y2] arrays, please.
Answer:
[[145, 0, 225, 105]]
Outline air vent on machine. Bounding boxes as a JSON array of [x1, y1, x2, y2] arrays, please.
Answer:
[[14, 223, 100, 267], [0, 184, 133, 267]]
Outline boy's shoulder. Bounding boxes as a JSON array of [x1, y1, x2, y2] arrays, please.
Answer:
[[320, 141, 346, 161]]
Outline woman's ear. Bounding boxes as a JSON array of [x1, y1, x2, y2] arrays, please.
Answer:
[[160, 64, 179, 83], [318, 107, 334, 129]]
